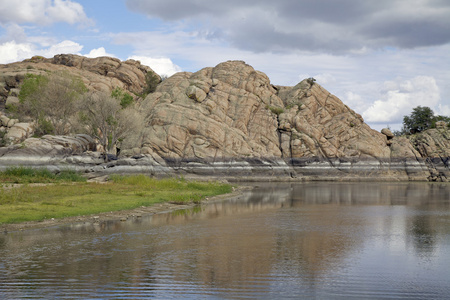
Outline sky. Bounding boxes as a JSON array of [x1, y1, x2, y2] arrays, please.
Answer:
[[0, 0, 449, 131]]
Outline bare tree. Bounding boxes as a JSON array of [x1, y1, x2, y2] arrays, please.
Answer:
[[78, 92, 142, 156]]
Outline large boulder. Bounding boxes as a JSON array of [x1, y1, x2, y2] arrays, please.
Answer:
[[4, 122, 34, 143], [0, 134, 96, 159]]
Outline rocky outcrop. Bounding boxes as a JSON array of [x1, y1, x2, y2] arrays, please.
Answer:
[[0, 134, 98, 169], [0, 58, 449, 181], [0, 54, 159, 109], [277, 81, 390, 159], [407, 127, 450, 181]]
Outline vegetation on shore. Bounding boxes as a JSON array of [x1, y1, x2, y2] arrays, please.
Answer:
[[0, 168, 232, 225], [0, 166, 86, 183]]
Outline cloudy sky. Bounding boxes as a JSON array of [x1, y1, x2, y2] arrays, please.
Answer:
[[0, 0, 449, 131]]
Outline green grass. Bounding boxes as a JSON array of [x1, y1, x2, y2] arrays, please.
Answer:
[[0, 173, 233, 224], [0, 166, 86, 183]]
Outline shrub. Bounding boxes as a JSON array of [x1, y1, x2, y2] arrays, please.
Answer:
[[143, 72, 161, 95], [266, 105, 284, 115], [307, 77, 316, 85], [18, 71, 87, 136], [111, 87, 134, 108]]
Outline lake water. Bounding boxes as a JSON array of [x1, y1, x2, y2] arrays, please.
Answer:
[[1, 182, 450, 299]]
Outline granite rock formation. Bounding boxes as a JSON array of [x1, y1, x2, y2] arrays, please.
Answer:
[[136, 61, 390, 160], [0, 58, 449, 181]]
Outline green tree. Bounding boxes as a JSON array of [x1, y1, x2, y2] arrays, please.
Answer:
[[18, 71, 87, 135], [402, 106, 435, 133]]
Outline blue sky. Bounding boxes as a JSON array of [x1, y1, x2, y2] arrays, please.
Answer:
[[0, 0, 449, 131]]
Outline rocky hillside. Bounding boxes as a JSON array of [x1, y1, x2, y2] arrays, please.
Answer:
[[0, 57, 449, 181], [0, 54, 158, 110]]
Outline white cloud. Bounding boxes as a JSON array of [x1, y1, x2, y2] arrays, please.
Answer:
[[83, 47, 116, 58], [437, 104, 450, 117], [128, 55, 182, 76], [44, 40, 83, 56], [0, 39, 83, 63], [314, 73, 337, 86], [0, 0, 92, 26], [343, 91, 366, 113], [362, 76, 441, 124], [0, 41, 33, 63]]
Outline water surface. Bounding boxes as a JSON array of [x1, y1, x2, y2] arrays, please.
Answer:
[[1, 182, 450, 299]]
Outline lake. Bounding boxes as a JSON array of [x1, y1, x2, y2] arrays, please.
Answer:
[[1, 182, 450, 299]]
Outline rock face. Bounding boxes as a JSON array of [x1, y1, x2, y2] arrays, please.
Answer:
[[277, 81, 390, 159], [137, 61, 389, 161], [139, 61, 283, 159]]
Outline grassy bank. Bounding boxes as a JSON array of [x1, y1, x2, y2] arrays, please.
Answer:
[[0, 168, 232, 225], [0, 166, 87, 183]]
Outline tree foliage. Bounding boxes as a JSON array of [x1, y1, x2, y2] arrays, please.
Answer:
[[401, 106, 449, 135], [111, 87, 134, 108], [78, 92, 142, 155], [18, 71, 87, 135], [143, 71, 161, 95], [402, 106, 434, 133]]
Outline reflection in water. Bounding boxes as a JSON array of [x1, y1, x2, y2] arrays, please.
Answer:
[[1, 182, 450, 299]]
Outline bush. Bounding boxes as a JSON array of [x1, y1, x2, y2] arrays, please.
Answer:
[[307, 77, 316, 85], [0, 167, 86, 183], [266, 105, 284, 115], [18, 71, 87, 136], [111, 87, 134, 108], [143, 72, 161, 95]]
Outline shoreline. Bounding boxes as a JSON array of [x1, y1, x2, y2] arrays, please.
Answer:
[[0, 185, 249, 233]]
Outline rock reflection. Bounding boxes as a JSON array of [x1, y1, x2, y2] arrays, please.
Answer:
[[0, 182, 449, 298]]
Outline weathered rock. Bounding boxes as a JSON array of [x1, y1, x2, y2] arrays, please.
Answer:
[[137, 61, 390, 162], [49, 54, 158, 94], [138, 61, 282, 159], [0, 113, 9, 126], [409, 129, 450, 158], [4, 122, 34, 143], [277, 80, 390, 159], [0, 134, 96, 164], [381, 128, 394, 139], [435, 121, 448, 129], [6, 118, 18, 128], [0, 54, 159, 107], [5, 96, 19, 107]]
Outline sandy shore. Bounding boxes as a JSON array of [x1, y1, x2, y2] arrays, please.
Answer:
[[0, 185, 248, 233]]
